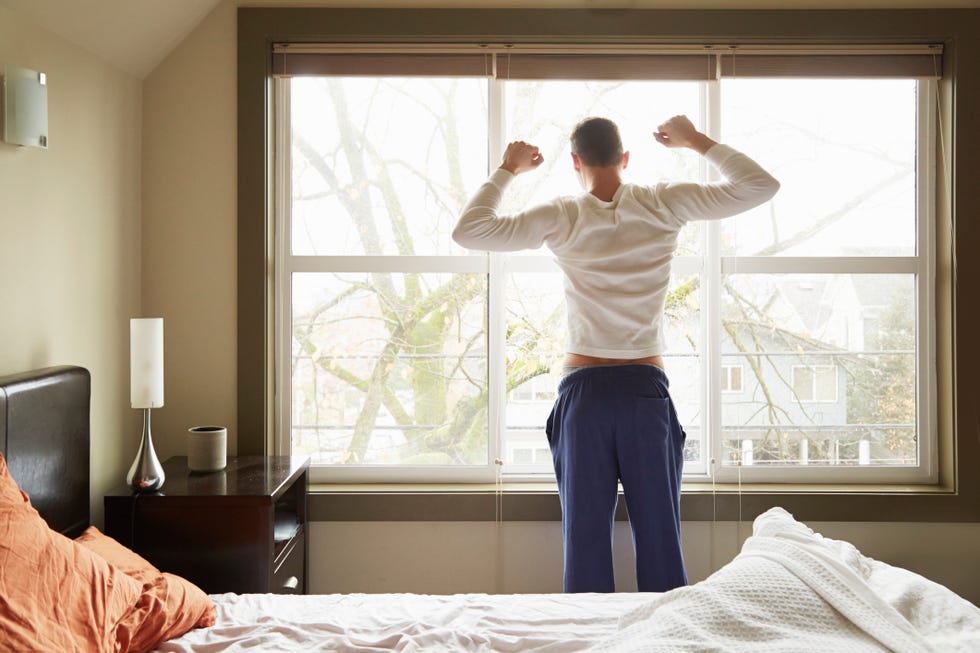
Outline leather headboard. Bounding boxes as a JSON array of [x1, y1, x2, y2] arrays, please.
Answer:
[[0, 366, 90, 537]]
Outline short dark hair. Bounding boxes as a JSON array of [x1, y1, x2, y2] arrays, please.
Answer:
[[570, 117, 624, 167]]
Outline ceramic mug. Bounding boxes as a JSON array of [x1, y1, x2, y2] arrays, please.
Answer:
[[187, 425, 227, 472]]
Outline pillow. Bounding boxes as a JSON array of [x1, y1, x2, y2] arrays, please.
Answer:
[[76, 527, 216, 651], [115, 572, 217, 653], [75, 526, 160, 581], [0, 453, 144, 653]]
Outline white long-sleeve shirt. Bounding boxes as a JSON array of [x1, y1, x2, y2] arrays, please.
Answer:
[[453, 144, 780, 358]]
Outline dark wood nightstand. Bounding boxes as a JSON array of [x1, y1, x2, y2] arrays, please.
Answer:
[[104, 455, 309, 595]]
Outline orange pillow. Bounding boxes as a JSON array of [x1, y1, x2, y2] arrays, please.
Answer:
[[76, 527, 216, 651], [75, 526, 160, 581], [0, 453, 144, 653], [115, 572, 217, 653]]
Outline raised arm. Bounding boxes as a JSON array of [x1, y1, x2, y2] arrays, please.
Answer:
[[452, 141, 562, 252], [499, 140, 545, 175], [653, 115, 780, 222], [654, 114, 718, 155]]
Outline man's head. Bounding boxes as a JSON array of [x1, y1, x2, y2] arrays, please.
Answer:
[[570, 117, 625, 168]]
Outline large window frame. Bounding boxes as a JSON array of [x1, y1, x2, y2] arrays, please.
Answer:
[[238, 6, 980, 523], [272, 44, 939, 486]]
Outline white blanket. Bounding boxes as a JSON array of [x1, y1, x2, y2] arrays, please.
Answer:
[[596, 508, 980, 652], [156, 508, 980, 652]]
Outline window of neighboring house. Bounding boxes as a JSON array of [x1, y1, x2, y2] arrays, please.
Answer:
[[510, 446, 553, 467], [273, 45, 939, 484], [791, 364, 839, 402], [511, 373, 558, 403], [722, 365, 743, 393]]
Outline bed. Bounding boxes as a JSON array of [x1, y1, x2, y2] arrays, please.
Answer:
[[2, 365, 979, 652]]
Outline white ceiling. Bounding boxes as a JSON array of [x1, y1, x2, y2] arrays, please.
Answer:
[[2, 0, 978, 79]]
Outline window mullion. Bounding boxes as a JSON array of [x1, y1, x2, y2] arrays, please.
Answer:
[[704, 78, 723, 479], [721, 257, 919, 274], [288, 256, 488, 274], [488, 72, 506, 471]]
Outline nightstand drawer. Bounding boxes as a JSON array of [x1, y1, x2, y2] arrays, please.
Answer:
[[273, 529, 305, 595]]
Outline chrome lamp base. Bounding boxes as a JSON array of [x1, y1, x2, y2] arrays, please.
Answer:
[[127, 407, 165, 492]]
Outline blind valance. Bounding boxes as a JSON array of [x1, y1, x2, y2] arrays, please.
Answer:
[[272, 44, 943, 80], [272, 52, 490, 77], [500, 54, 715, 80], [718, 53, 941, 78]]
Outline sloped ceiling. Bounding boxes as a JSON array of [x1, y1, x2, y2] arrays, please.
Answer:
[[1, 0, 978, 79], [0, 0, 222, 78]]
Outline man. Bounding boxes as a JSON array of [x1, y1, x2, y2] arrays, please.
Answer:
[[453, 115, 779, 593]]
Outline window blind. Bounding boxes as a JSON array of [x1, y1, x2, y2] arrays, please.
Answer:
[[272, 44, 942, 80], [272, 52, 490, 77], [500, 54, 715, 80], [718, 53, 941, 78]]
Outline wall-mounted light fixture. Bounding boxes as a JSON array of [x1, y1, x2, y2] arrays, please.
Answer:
[[1, 65, 48, 148]]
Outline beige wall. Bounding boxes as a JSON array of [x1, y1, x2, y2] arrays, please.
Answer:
[[141, 1, 238, 461], [311, 520, 980, 604], [143, 1, 980, 603], [0, 5, 142, 525]]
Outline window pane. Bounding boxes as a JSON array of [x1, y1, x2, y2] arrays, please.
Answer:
[[720, 79, 916, 257], [513, 448, 533, 464], [662, 273, 702, 465], [502, 80, 704, 256], [815, 365, 838, 402], [730, 366, 743, 392], [503, 272, 563, 472], [721, 273, 916, 467], [792, 366, 815, 401], [290, 77, 488, 256], [291, 272, 488, 465]]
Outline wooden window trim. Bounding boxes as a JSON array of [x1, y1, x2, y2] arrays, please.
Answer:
[[238, 6, 979, 522]]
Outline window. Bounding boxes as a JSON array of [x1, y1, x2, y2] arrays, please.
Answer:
[[274, 45, 939, 484], [721, 365, 743, 393], [792, 365, 838, 403], [511, 374, 558, 403]]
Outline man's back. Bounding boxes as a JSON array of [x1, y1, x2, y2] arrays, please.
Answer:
[[454, 143, 780, 359], [545, 183, 684, 358]]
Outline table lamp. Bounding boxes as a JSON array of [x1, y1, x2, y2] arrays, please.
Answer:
[[127, 317, 165, 492]]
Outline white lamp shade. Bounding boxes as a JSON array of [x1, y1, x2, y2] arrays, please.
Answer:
[[131, 318, 164, 408]]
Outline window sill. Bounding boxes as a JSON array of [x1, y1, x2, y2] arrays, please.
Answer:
[[308, 480, 972, 523]]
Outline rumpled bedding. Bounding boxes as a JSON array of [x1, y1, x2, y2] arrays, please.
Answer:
[[154, 592, 649, 652], [155, 508, 980, 652], [595, 507, 980, 652]]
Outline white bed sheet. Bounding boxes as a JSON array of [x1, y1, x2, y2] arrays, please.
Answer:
[[155, 592, 651, 652], [155, 508, 980, 653]]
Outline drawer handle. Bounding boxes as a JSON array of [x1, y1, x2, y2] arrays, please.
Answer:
[[282, 576, 299, 590]]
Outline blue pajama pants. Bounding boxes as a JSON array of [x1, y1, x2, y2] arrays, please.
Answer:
[[545, 364, 688, 593]]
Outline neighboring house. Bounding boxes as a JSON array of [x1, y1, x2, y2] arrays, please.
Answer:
[[504, 272, 914, 469]]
